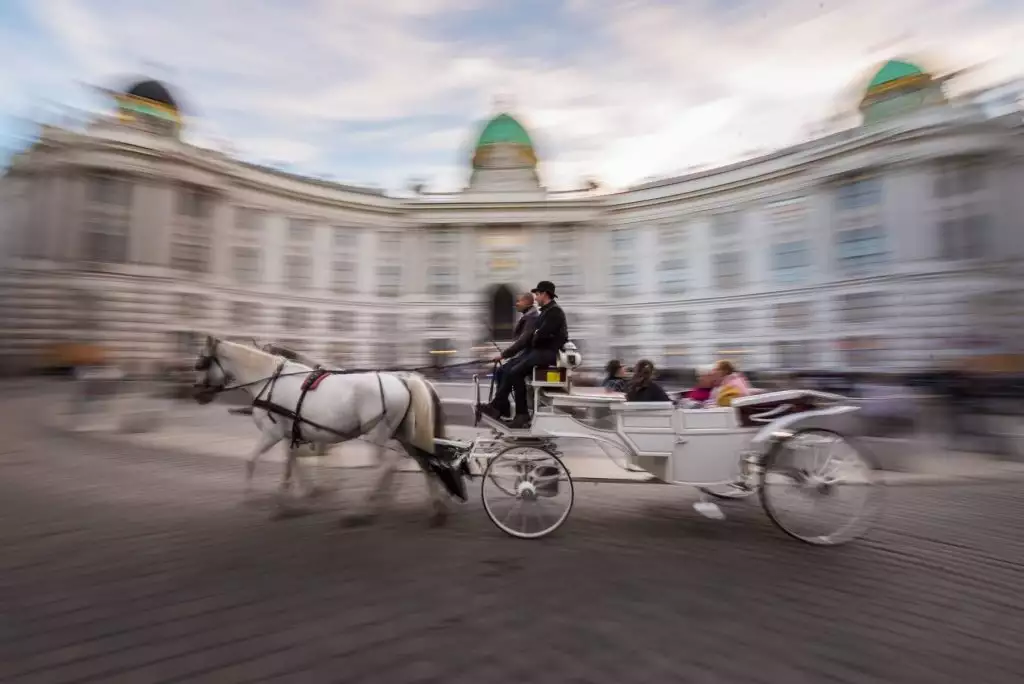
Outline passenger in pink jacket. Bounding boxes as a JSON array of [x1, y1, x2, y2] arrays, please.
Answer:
[[707, 360, 753, 407]]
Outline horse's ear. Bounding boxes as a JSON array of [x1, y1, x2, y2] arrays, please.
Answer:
[[204, 334, 215, 350]]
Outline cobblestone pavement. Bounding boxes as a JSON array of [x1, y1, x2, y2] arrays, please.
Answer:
[[2, 390, 1024, 683]]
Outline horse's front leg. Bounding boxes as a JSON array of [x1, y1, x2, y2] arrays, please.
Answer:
[[245, 429, 282, 496]]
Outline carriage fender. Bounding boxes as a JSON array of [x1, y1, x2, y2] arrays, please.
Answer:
[[749, 404, 862, 455]]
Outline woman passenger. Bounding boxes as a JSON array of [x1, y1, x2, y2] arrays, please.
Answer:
[[707, 359, 752, 407], [625, 359, 671, 402], [602, 359, 628, 393], [685, 366, 714, 404]]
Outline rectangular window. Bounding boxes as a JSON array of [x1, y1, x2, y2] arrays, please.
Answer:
[[330, 310, 354, 334], [87, 174, 132, 206], [429, 228, 459, 252], [835, 176, 882, 212], [610, 227, 637, 253], [288, 218, 314, 243], [657, 256, 687, 294], [837, 292, 885, 324], [662, 347, 690, 369], [934, 160, 985, 198], [232, 246, 261, 284], [231, 301, 259, 328], [610, 346, 640, 366], [836, 226, 887, 273], [839, 336, 882, 367], [282, 307, 308, 330], [377, 264, 401, 297], [428, 264, 457, 296], [658, 223, 687, 247], [714, 308, 748, 336], [771, 238, 810, 283], [611, 263, 637, 294], [773, 301, 812, 330], [940, 215, 988, 260], [170, 239, 209, 273], [377, 314, 400, 337], [236, 208, 264, 233], [333, 227, 357, 250], [660, 311, 689, 336], [284, 254, 312, 290], [773, 341, 810, 369], [611, 314, 643, 338], [331, 260, 357, 294], [711, 213, 741, 239], [176, 186, 211, 218], [713, 251, 744, 289], [82, 218, 128, 263]]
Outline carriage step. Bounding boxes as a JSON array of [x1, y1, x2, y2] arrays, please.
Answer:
[[477, 412, 534, 437]]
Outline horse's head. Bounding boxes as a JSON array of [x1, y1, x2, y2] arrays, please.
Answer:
[[192, 335, 231, 404]]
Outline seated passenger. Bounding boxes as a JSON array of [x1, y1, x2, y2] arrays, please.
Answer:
[[685, 366, 714, 404], [602, 359, 628, 393], [706, 359, 752, 407], [625, 359, 671, 402]]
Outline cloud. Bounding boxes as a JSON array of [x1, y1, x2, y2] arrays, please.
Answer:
[[2, 0, 1023, 192]]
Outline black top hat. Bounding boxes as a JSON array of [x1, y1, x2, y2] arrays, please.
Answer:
[[531, 280, 558, 298]]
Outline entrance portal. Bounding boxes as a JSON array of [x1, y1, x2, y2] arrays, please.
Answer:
[[487, 284, 516, 343]]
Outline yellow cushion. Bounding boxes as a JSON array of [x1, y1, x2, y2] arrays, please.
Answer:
[[716, 386, 741, 407]]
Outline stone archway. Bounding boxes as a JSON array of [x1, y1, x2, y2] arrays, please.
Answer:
[[486, 284, 517, 343]]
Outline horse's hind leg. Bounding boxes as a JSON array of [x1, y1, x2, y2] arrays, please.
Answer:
[[424, 467, 448, 528], [342, 442, 400, 527]]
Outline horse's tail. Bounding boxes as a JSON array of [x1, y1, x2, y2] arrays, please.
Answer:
[[400, 372, 444, 454]]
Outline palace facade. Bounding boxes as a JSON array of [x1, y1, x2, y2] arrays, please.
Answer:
[[2, 61, 1023, 375]]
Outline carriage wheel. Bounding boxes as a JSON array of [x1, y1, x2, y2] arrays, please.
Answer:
[[759, 429, 882, 546], [481, 445, 574, 539]]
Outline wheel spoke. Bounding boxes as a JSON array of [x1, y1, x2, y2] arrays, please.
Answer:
[[760, 429, 881, 546]]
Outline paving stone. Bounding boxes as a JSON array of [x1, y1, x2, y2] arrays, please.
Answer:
[[1, 389, 1024, 683]]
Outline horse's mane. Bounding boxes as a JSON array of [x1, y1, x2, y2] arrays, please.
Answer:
[[218, 339, 307, 377]]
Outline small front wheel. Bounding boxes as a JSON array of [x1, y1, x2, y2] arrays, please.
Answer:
[[481, 444, 574, 539], [759, 429, 882, 546]]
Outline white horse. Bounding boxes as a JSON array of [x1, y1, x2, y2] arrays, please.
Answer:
[[191, 335, 464, 526]]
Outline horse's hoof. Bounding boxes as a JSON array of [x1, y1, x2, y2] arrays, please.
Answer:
[[341, 513, 375, 528], [271, 506, 310, 520], [429, 510, 449, 528], [305, 486, 331, 500]]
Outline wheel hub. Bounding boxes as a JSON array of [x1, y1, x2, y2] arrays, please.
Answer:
[[516, 480, 538, 500]]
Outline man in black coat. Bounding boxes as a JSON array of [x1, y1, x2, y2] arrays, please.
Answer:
[[481, 281, 568, 428], [489, 293, 539, 417]]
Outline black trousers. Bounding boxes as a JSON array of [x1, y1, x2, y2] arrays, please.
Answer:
[[491, 349, 555, 417]]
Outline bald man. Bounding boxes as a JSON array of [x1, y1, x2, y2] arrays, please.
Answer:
[[490, 292, 539, 418]]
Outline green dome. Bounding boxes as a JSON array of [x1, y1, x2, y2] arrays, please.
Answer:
[[867, 60, 924, 90], [475, 113, 533, 149]]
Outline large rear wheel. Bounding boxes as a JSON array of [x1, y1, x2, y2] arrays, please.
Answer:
[[481, 444, 574, 539], [759, 429, 882, 546]]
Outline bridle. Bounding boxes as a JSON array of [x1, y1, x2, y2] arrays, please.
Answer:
[[192, 342, 304, 401]]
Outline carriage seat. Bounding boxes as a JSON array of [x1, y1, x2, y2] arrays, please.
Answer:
[[529, 342, 583, 394], [731, 389, 844, 428]]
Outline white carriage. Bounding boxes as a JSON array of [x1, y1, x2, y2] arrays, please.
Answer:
[[439, 343, 882, 545]]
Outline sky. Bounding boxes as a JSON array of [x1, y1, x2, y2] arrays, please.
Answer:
[[1, 0, 1022, 193]]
